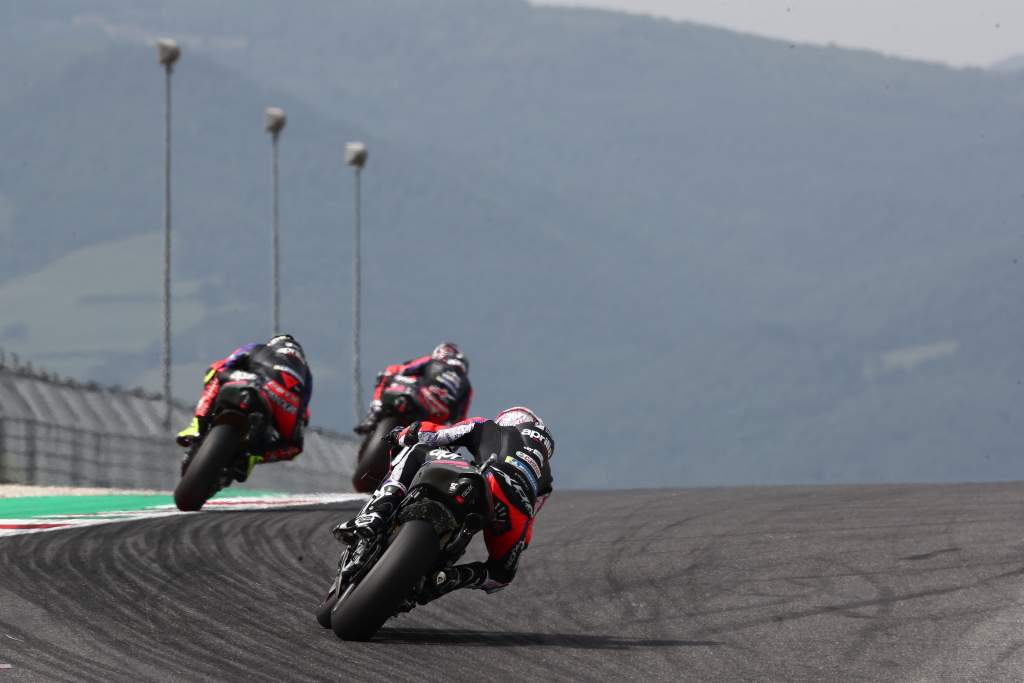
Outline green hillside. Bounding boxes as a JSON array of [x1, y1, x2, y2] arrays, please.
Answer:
[[2, 1, 1023, 487]]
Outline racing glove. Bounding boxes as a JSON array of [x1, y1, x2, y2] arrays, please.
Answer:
[[388, 421, 421, 447]]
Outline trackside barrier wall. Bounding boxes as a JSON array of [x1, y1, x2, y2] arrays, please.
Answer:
[[0, 361, 358, 493]]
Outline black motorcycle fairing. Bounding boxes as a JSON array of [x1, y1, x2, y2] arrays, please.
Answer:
[[409, 459, 490, 511], [378, 375, 425, 418], [396, 456, 493, 557]]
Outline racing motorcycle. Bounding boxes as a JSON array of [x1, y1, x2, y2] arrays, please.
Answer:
[[317, 447, 495, 640], [351, 375, 427, 493], [173, 370, 294, 511]]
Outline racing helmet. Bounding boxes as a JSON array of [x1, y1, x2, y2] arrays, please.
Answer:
[[432, 342, 468, 371], [268, 333, 305, 356], [495, 406, 554, 457], [495, 406, 544, 428]]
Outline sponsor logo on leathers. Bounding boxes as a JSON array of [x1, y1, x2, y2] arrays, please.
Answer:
[[505, 457, 539, 495], [522, 446, 543, 459], [514, 451, 543, 478], [264, 380, 299, 414], [521, 428, 552, 454], [227, 370, 259, 382], [491, 467, 534, 517]]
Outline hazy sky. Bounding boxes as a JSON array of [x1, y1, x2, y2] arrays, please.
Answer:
[[531, 0, 1024, 67]]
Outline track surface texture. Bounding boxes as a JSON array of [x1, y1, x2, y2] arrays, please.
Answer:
[[3, 484, 1024, 681]]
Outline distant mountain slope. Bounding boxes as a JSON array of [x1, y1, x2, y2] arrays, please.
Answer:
[[992, 55, 1024, 72], [2, 1, 1023, 487]]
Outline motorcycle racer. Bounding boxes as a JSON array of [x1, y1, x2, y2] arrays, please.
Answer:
[[353, 342, 472, 435], [176, 334, 313, 478], [335, 406, 554, 602]]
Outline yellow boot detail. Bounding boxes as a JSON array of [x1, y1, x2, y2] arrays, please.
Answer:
[[247, 454, 265, 477], [176, 417, 201, 447]]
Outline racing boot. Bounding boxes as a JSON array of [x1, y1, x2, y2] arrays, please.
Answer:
[[176, 417, 202, 448], [353, 402, 383, 435], [232, 454, 264, 483], [418, 563, 489, 605], [332, 484, 404, 544]]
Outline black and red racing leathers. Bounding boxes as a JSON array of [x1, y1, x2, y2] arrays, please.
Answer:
[[386, 417, 554, 592], [371, 354, 472, 424], [188, 338, 312, 461]]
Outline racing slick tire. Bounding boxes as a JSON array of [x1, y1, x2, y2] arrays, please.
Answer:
[[330, 520, 440, 641], [351, 416, 402, 493], [173, 424, 241, 511]]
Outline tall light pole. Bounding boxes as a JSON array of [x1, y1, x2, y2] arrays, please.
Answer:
[[157, 38, 180, 430], [265, 107, 286, 335], [345, 142, 368, 425]]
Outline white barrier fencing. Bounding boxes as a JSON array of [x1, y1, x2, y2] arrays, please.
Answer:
[[0, 355, 357, 493]]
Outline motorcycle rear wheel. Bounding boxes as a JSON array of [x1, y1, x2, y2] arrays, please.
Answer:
[[330, 520, 439, 641], [173, 423, 241, 511]]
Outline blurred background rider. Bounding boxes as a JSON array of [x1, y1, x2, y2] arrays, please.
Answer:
[[176, 334, 313, 479], [354, 342, 472, 435]]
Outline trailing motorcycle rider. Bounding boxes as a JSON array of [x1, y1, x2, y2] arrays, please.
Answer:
[[176, 334, 313, 480], [353, 342, 472, 435], [335, 406, 554, 602]]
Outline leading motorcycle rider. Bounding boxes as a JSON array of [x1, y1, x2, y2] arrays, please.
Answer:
[[176, 334, 313, 478], [335, 406, 554, 602], [353, 342, 472, 435]]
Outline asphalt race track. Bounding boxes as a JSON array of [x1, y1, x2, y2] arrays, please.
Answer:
[[3, 484, 1024, 681]]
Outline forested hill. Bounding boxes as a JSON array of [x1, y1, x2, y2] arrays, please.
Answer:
[[2, 0, 1023, 487]]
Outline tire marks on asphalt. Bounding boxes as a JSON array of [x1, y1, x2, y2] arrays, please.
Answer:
[[3, 485, 1024, 681]]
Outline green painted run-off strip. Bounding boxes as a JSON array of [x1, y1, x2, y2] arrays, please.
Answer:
[[0, 489, 285, 519], [0, 495, 172, 519]]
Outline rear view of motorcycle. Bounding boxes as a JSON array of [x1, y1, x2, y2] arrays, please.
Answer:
[[351, 376, 424, 493], [174, 371, 282, 511], [318, 446, 493, 640]]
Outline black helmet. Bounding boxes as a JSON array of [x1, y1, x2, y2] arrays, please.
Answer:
[[432, 342, 468, 371]]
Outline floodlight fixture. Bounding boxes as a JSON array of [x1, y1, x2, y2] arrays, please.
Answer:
[[265, 107, 287, 136], [156, 39, 181, 69], [346, 142, 368, 169]]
